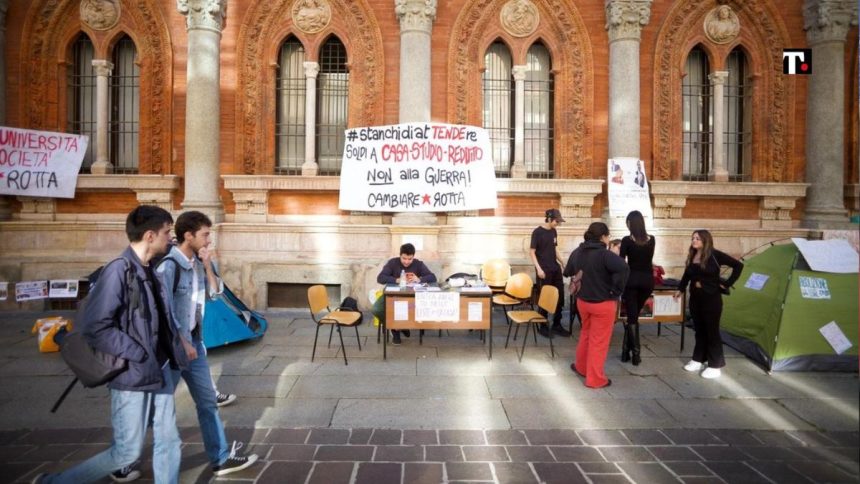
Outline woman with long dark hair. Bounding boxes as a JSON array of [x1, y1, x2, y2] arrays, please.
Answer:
[[619, 210, 655, 366], [673, 230, 743, 379], [565, 222, 628, 388]]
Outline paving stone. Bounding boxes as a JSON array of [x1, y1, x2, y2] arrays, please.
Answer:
[[332, 398, 509, 429], [313, 445, 374, 461], [16, 444, 78, 462], [647, 446, 701, 461], [618, 462, 681, 483], [355, 462, 401, 484], [440, 429, 486, 445], [0, 430, 27, 445], [785, 430, 840, 447], [663, 461, 714, 477], [579, 430, 632, 445], [777, 398, 860, 431], [689, 445, 748, 461], [623, 429, 671, 446], [532, 462, 589, 483], [0, 444, 37, 462], [788, 461, 857, 483], [463, 445, 509, 462], [266, 428, 310, 444], [486, 429, 528, 445], [588, 474, 634, 483], [16, 429, 91, 445], [807, 446, 860, 463], [549, 446, 606, 462], [374, 445, 424, 462], [349, 428, 373, 445], [66, 443, 111, 462], [578, 461, 622, 474], [680, 477, 724, 484], [505, 445, 555, 462], [268, 444, 317, 461], [524, 429, 582, 445], [446, 462, 494, 480], [507, 399, 677, 429], [750, 430, 803, 446], [403, 430, 438, 445], [424, 445, 464, 462], [404, 463, 444, 484], [307, 461, 355, 484], [737, 445, 806, 461], [599, 446, 657, 463], [493, 462, 539, 483], [661, 429, 722, 446], [81, 427, 113, 443], [370, 429, 402, 445], [704, 462, 771, 483], [257, 461, 313, 484], [705, 429, 761, 446], [0, 463, 44, 483], [659, 399, 813, 430], [745, 461, 815, 483], [826, 431, 860, 447]]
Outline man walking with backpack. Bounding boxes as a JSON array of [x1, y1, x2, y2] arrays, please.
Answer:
[[155, 211, 258, 477], [35, 205, 185, 484]]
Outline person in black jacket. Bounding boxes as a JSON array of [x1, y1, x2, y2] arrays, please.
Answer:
[[372, 243, 437, 345], [619, 210, 655, 366], [35, 206, 185, 484], [674, 230, 743, 379], [565, 222, 629, 389]]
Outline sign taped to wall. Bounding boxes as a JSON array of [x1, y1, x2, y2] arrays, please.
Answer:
[[0, 126, 88, 198]]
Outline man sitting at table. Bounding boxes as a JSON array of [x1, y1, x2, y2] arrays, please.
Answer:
[[372, 243, 438, 345]]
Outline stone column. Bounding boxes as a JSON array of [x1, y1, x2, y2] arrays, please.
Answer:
[[802, 0, 857, 228], [301, 61, 319, 176], [605, 0, 652, 160], [708, 71, 729, 182], [89, 60, 114, 174], [511, 65, 527, 178], [395, 0, 436, 123], [0, 0, 12, 220], [178, 0, 227, 222]]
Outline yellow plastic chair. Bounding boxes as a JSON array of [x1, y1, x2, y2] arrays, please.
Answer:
[[481, 259, 511, 295], [308, 285, 362, 365], [491, 272, 534, 329], [506, 285, 559, 362]]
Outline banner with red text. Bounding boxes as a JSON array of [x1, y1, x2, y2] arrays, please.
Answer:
[[0, 126, 88, 198], [338, 123, 497, 212]]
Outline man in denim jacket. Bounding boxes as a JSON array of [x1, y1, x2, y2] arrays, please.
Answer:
[[36, 206, 185, 484], [156, 211, 258, 477]]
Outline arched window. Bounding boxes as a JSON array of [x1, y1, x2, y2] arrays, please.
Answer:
[[110, 35, 139, 173], [482, 41, 513, 176], [67, 33, 96, 172], [317, 37, 348, 175], [524, 42, 553, 178], [682, 46, 711, 180], [725, 48, 751, 181], [275, 37, 306, 175]]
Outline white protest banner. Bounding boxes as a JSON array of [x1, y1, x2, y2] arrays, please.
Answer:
[[15, 281, 48, 302], [414, 291, 460, 322], [792, 238, 859, 274], [0, 126, 88, 198], [607, 157, 653, 219], [339, 123, 497, 212], [49, 280, 79, 299]]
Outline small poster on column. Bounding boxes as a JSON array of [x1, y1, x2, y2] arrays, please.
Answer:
[[607, 157, 653, 219]]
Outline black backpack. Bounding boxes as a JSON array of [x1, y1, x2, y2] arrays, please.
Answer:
[[339, 296, 363, 325]]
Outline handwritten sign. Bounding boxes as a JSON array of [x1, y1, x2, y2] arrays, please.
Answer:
[[15, 281, 48, 302], [414, 291, 460, 322], [799, 276, 831, 299], [607, 157, 653, 219], [339, 123, 497, 212], [0, 126, 88, 198], [653, 294, 681, 317]]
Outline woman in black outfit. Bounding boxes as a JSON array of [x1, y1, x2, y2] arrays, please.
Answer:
[[619, 210, 654, 366], [673, 230, 743, 379]]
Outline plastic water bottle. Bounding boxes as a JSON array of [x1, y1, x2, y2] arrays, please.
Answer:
[[399, 269, 407, 288]]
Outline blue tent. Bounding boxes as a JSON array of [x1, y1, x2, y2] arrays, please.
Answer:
[[202, 284, 267, 349]]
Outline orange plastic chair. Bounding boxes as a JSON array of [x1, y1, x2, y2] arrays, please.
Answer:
[[506, 285, 559, 361], [481, 259, 511, 295], [491, 272, 534, 328], [308, 285, 362, 365]]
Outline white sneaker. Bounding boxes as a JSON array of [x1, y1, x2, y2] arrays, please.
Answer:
[[684, 360, 704, 372], [701, 367, 722, 379]]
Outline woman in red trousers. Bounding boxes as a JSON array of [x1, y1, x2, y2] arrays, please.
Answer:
[[564, 222, 629, 388]]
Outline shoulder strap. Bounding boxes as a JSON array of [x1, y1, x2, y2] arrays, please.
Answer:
[[156, 256, 181, 293]]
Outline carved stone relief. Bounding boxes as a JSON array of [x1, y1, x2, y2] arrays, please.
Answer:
[[80, 0, 120, 31], [500, 0, 539, 38], [704, 5, 740, 44], [292, 0, 331, 34]]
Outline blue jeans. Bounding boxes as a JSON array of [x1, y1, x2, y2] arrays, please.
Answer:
[[172, 339, 229, 466], [43, 367, 180, 484]]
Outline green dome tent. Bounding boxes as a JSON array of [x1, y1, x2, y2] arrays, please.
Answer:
[[720, 241, 858, 372]]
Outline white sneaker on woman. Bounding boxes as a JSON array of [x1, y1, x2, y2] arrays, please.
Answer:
[[684, 360, 704, 372], [701, 367, 722, 379]]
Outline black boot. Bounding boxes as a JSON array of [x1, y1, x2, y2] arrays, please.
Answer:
[[620, 324, 631, 362], [631, 323, 641, 366]]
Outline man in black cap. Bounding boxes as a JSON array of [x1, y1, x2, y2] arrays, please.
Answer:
[[529, 208, 570, 337]]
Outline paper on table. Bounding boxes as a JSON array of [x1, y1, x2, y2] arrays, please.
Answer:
[[393, 300, 409, 321], [818, 321, 853, 355], [468, 302, 483, 321], [652, 294, 681, 317]]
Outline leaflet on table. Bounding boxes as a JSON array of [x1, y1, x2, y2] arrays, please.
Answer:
[[460, 286, 492, 293]]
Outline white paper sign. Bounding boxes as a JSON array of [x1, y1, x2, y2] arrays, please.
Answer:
[[818, 321, 853, 355], [0, 126, 88, 198], [339, 123, 498, 212], [607, 157, 653, 219], [468, 302, 483, 322], [653, 294, 681, 317], [415, 291, 460, 322], [0, 282, 7, 301], [744, 273, 770, 291], [15, 281, 48, 302], [393, 300, 409, 321], [799, 276, 831, 299], [792, 238, 859, 274], [49, 280, 79, 298]]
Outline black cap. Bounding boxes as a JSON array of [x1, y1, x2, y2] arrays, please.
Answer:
[[546, 208, 565, 223]]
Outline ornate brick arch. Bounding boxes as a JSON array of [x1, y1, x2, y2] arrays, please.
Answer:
[[20, 0, 173, 174], [652, 0, 793, 182], [447, 0, 593, 179], [235, 0, 385, 175]]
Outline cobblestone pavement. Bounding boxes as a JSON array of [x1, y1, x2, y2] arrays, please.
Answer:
[[0, 309, 857, 483]]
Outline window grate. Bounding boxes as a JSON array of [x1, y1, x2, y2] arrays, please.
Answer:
[[682, 47, 712, 180], [316, 37, 348, 176], [524, 43, 554, 179], [276, 38, 306, 175], [67, 34, 97, 173], [483, 41, 514, 177], [110, 35, 139, 174]]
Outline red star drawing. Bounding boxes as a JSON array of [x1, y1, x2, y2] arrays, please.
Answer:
[[422, 194, 431, 205], [0, 172, 4, 178]]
